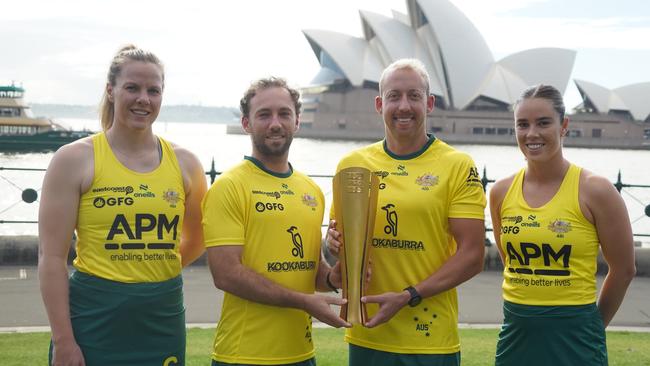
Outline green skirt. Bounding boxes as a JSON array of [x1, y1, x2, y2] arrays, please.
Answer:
[[49, 271, 185, 366], [495, 301, 607, 366]]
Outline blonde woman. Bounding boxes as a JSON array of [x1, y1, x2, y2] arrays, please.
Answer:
[[39, 45, 206, 365]]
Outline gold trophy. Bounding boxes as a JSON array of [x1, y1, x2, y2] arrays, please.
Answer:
[[333, 167, 379, 324]]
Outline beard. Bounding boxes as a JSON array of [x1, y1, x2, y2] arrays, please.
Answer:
[[252, 133, 293, 157]]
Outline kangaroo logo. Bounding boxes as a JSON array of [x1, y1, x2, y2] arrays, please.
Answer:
[[287, 226, 304, 258], [381, 204, 398, 236]]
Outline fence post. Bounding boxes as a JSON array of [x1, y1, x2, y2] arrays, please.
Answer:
[[208, 158, 218, 184], [481, 166, 489, 193], [615, 170, 624, 193]]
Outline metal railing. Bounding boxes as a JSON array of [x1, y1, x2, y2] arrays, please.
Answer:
[[1, 162, 649, 239]]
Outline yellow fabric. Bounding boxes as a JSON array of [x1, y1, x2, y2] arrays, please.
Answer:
[[500, 164, 599, 305], [331, 138, 486, 354], [202, 157, 325, 364], [74, 132, 185, 282]]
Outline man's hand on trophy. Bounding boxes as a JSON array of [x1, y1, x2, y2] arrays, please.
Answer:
[[326, 219, 342, 256], [361, 291, 410, 328], [303, 293, 352, 328]]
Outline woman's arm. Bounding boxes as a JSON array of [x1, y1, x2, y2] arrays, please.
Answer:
[[38, 140, 93, 365], [489, 176, 514, 264], [175, 147, 207, 267], [581, 171, 636, 326]]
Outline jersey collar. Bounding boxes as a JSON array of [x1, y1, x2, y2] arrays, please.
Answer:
[[244, 156, 293, 178], [383, 133, 436, 160]]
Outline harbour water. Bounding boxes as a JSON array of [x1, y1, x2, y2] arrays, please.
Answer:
[[1, 118, 649, 245]]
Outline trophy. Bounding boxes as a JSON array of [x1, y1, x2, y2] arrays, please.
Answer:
[[332, 167, 379, 324]]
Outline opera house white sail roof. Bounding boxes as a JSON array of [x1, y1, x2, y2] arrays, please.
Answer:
[[303, 0, 650, 122]]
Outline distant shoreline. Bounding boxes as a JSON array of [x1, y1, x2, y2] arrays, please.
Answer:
[[31, 103, 239, 124]]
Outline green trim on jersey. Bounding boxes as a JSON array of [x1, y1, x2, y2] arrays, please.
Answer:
[[202, 159, 325, 364], [244, 155, 293, 178], [382, 133, 436, 160], [332, 138, 486, 354], [495, 301, 607, 366]]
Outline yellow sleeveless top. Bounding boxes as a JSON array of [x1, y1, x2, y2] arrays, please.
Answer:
[[500, 164, 599, 305], [74, 133, 185, 283]]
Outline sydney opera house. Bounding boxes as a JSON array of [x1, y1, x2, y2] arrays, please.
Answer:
[[292, 0, 650, 148]]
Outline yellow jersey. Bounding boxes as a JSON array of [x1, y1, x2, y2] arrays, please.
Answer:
[[74, 132, 185, 283], [202, 157, 325, 364], [331, 137, 486, 354], [499, 164, 599, 305]]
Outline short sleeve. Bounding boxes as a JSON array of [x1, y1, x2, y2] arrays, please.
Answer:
[[201, 175, 246, 247], [448, 154, 487, 219]]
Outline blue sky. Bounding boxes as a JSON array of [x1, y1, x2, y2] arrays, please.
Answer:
[[1, 0, 649, 110]]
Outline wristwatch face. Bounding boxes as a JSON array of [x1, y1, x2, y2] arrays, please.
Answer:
[[408, 294, 422, 307]]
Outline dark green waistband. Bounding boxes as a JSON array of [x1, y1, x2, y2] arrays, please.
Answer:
[[71, 270, 182, 295], [503, 300, 599, 318]]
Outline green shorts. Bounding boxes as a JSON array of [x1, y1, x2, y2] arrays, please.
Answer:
[[49, 271, 185, 366], [349, 344, 460, 366], [211, 357, 316, 366], [495, 301, 607, 366]]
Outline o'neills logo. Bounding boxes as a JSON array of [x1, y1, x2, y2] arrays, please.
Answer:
[[267, 260, 316, 272], [372, 238, 425, 251]]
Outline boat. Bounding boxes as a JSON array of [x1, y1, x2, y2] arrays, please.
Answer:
[[0, 83, 93, 152]]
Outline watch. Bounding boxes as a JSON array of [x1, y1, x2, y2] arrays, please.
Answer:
[[404, 286, 422, 307]]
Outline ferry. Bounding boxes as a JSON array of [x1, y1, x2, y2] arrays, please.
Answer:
[[0, 84, 92, 152]]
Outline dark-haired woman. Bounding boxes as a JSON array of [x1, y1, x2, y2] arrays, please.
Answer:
[[489, 84, 636, 366]]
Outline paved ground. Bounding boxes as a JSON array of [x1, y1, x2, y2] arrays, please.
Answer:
[[1, 266, 649, 332]]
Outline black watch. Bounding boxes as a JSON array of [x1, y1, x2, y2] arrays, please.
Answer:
[[404, 286, 422, 307]]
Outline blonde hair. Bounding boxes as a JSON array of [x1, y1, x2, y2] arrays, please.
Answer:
[[99, 44, 164, 131], [379, 58, 431, 96]]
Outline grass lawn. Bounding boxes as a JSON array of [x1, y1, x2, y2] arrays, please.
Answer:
[[1, 327, 648, 365]]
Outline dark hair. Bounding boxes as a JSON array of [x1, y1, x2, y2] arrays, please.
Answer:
[[516, 84, 565, 121], [99, 44, 164, 131], [239, 77, 301, 118]]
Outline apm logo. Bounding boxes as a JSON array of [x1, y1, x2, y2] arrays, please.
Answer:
[[106, 214, 180, 241], [287, 226, 304, 258], [506, 241, 572, 276], [381, 204, 398, 236]]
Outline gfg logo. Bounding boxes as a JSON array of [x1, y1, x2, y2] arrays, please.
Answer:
[[93, 196, 134, 208], [502, 226, 520, 234], [255, 201, 285, 212]]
